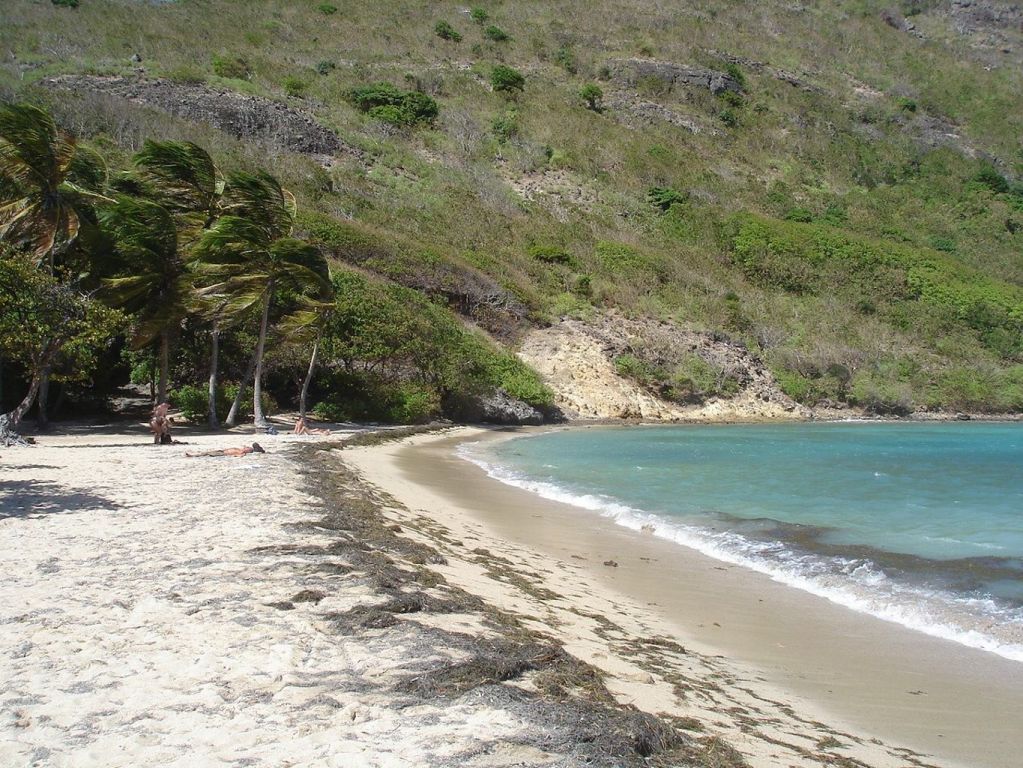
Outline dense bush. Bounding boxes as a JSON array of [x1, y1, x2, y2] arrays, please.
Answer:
[[434, 21, 462, 42], [469, 7, 488, 24], [529, 245, 574, 266], [490, 65, 525, 93], [647, 186, 686, 212], [580, 84, 604, 112], [346, 83, 439, 127], [484, 25, 509, 42], [317, 270, 551, 423], [169, 384, 272, 422]]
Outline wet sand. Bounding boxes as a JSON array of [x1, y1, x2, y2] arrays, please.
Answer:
[[352, 427, 1023, 768]]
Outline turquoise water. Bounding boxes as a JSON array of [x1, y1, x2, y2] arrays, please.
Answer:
[[462, 423, 1023, 660]]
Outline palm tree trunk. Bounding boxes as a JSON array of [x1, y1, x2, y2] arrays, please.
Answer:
[[157, 331, 170, 404], [207, 323, 220, 430], [225, 348, 258, 427], [299, 337, 319, 420], [36, 370, 50, 430], [252, 288, 273, 426], [0, 371, 44, 446]]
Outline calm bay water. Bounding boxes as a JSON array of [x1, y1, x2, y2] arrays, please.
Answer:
[[461, 423, 1023, 660]]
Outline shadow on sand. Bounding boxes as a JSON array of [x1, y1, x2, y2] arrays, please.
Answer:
[[0, 478, 121, 521]]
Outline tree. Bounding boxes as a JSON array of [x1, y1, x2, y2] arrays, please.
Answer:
[[99, 197, 191, 404], [580, 83, 604, 112], [196, 172, 330, 426], [0, 103, 109, 269], [0, 103, 111, 428], [280, 290, 335, 421], [0, 252, 120, 444], [490, 65, 525, 93], [133, 139, 226, 425]]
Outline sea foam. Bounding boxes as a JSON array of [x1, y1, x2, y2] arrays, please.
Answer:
[[458, 439, 1023, 663]]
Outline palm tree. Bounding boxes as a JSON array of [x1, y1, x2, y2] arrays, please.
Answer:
[[196, 171, 330, 426], [133, 139, 226, 425], [99, 197, 190, 404], [0, 103, 109, 269], [0, 102, 110, 427]]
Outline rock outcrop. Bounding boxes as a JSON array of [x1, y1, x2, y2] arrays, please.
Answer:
[[606, 59, 742, 95], [518, 314, 810, 422], [41, 76, 359, 163]]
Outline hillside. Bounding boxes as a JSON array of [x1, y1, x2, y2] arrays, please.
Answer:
[[2, 0, 1022, 421]]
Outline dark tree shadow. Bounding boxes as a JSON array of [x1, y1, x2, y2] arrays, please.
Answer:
[[0, 479, 122, 521]]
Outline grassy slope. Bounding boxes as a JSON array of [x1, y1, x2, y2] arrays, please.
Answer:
[[2, 0, 1021, 412]]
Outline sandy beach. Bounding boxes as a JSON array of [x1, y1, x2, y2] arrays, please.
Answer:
[[345, 427, 1023, 768], [3, 422, 1021, 767]]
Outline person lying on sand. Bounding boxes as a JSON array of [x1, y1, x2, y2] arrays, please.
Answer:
[[186, 442, 266, 458], [293, 417, 331, 436]]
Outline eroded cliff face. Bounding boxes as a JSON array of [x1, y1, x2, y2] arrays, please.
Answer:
[[518, 314, 810, 422]]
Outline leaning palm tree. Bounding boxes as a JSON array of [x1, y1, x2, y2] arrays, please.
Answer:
[[0, 102, 110, 427], [0, 103, 109, 269], [99, 197, 191, 404], [196, 171, 330, 426], [133, 139, 228, 424], [134, 139, 223, 233]]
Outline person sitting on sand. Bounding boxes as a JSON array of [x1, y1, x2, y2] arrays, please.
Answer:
[[149, 403, 173, 445], [186, 442, 266, 458], [293, 417, 330, 436]]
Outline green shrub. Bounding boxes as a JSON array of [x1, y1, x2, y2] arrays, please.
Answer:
[[647, 186, 687, 212], [312, 400, 348, 422], [491, 65, 525, 92], [723, 62, 746, 89], [212, 55, 251, 80], [555, 46, 577, 74], [897, 97, 917, 113], [470, 7, 488, 24], [929, 235, 956, 253], [719, 108, 739, 127], [484, 25, 509, 42], [529, 245, 574, 266], [580, 83, 604, 112], [169, 384, 271, 422], [346, 83, 439, 126], [973, 163, 1009, 194], [387, 382, 440, 423], [784, 207, 814, 223], [434, 21, 462, 41], [315, 60, 336, 75], [51, 0, 79, 7], [282, 75, 308, 97], [719, 90, 745, 108], [491, 110, 518, 142], [317, 3, 338, 14]]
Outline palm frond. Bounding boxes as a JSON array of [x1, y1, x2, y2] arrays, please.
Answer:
[[134, 139, 220, 218]]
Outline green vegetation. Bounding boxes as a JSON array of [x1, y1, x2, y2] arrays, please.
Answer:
[[483, 25, 509, 42], [434, 21, 461, 42], [2, 0, 1023, 423], [345, 83, 439, 127], [490, 65, 524, 93], [579, 84, 603, 112]]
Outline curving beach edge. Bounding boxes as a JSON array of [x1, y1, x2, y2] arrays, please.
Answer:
[[3, 424, 1022, 767]]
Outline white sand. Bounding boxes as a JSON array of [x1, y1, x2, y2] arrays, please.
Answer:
[[0, 426, 541, 767]]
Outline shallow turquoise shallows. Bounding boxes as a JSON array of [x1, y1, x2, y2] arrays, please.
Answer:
[[462, 423, 1023, 661]]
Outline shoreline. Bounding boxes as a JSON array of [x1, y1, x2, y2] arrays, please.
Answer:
[[344, 425, 1023, 768]]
